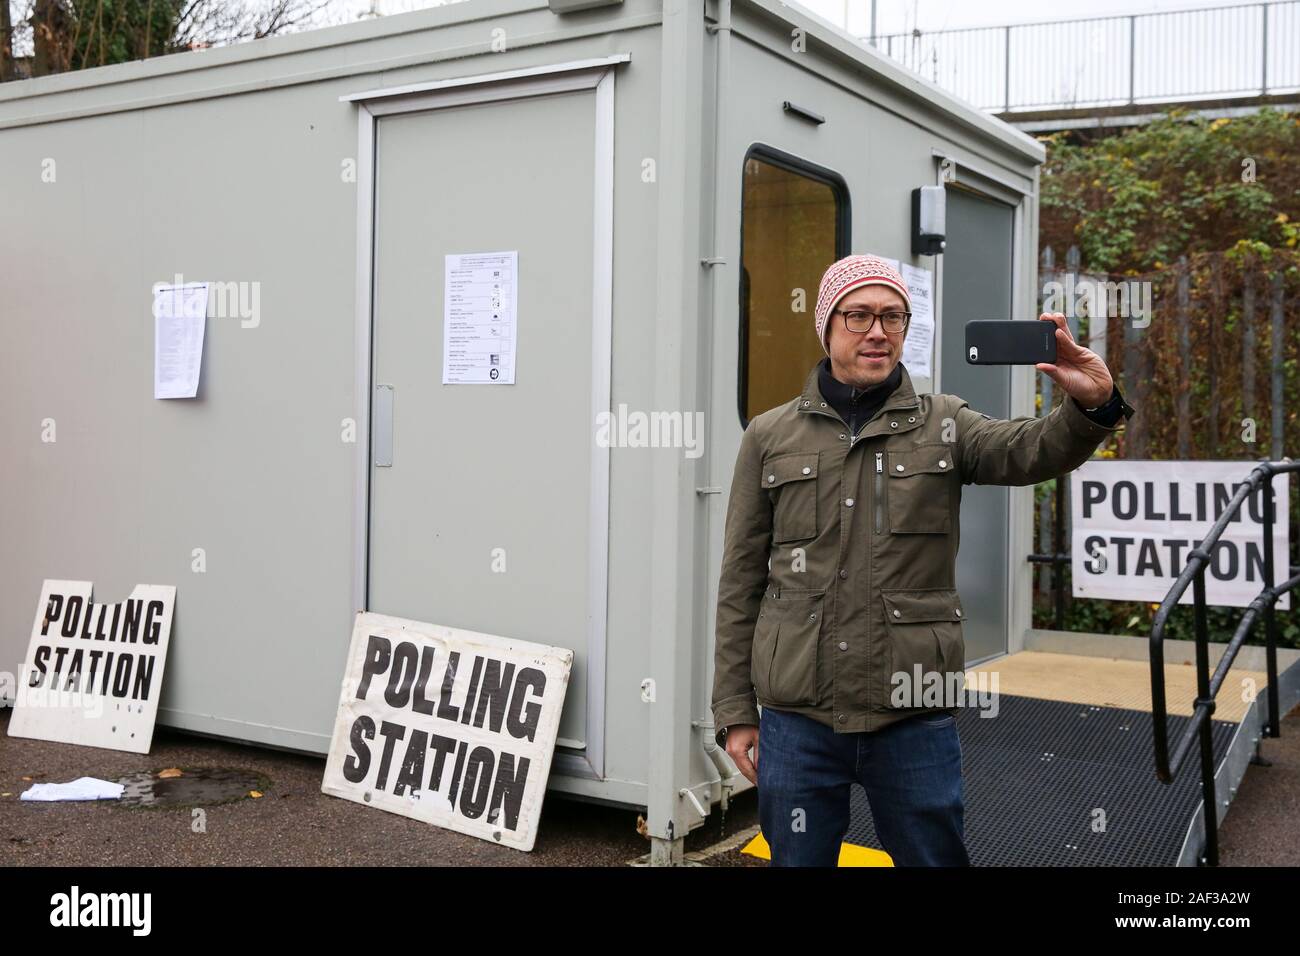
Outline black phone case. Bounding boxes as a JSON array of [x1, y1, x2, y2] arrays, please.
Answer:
[[964, 320, 1058, 365]]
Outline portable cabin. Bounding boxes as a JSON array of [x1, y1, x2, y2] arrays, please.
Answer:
[[0, 0, 1049, 862]]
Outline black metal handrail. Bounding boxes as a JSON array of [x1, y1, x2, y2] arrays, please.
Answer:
[[1149, 459, 1300, 866]]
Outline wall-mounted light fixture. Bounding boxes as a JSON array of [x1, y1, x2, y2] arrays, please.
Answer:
[[911, 185, 946, 255]]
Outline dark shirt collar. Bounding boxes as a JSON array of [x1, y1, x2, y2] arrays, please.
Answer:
[[817, 356, 903, 407]]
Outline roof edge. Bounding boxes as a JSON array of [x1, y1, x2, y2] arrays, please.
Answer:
[[735, 0, 1046, 165], [0, 0, 545, 104]]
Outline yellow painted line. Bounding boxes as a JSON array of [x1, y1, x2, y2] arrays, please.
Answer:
[[741, 830, 894, 866]]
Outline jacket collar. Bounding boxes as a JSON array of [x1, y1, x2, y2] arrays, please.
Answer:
[[798, 359, 919, 418], [816, 356, 902, 410]]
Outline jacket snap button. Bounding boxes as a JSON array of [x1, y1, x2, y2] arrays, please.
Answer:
[[802, 466, 811, 475], [839, 569, 848, 579], [839, 433, 847, 440], [939, 460, 948, 468], [955, 609, 962, 617], [838, 641, 847, 651], [808, 613, 817, 621], [820, 402, 827, 408], [845, 498, 855, 507], [803, 400, 810, 406], [890, 421, 898, 428], [908, 416, 916, 423], [768, 474, 775, 483], [837, 714, 846, 723], [892, 609, 901, 617], [896, 464, 905, 472]]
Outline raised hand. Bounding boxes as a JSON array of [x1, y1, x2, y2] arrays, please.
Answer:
[[1034, 312, 1114, 408]]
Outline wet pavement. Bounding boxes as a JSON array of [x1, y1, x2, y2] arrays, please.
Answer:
[[0, 709, 759, 866], [4, 703, 1294, 867]]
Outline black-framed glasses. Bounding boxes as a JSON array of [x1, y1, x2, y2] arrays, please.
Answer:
[[834, 308, 910, 334]]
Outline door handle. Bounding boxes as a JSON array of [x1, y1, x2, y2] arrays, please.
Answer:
[[374, 383, 394, 467]]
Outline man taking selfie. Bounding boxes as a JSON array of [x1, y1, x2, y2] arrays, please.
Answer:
[[711, 254, 1134, 866]]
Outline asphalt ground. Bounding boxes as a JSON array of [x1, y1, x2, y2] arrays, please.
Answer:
[[2, 703, 1295, 867], [0, 708, 761, 866]]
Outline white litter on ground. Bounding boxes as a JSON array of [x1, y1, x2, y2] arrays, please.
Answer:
[[20, 776, 125, 802]]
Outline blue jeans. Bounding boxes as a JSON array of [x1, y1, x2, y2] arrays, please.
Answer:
[[757, 706, 970, 866]]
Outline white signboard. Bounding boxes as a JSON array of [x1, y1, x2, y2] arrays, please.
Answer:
[[322, 612, 572, 851], [443, 251, 517, 384], [1072, 461, 1290, 610], [899, 262, 935, 381], [153, 281, 208, 399], [9, 581, 177, 753]]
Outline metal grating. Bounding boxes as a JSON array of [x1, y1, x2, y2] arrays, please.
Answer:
[[844, 693, 1239, 866]]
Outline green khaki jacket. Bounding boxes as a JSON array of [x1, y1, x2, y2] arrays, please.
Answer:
[[711, 362, 1127, 745]]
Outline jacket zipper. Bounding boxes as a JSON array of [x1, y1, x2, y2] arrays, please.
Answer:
[[874, 452, 883, 534]]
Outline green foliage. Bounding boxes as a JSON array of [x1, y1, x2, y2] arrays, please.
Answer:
[[1033, 111, 1300, 647], [1040, 109, 1300, 273], [1031, 563, 1300, 651], [65, 0, 189, 67]]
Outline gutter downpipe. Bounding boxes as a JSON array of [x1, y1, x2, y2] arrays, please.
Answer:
[[698, 0, 743, 815]]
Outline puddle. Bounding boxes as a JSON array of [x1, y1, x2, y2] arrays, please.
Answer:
[[114, 767, 271, 809]]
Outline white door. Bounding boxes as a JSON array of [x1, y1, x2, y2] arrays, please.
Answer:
[[365, 72, 613, 774]]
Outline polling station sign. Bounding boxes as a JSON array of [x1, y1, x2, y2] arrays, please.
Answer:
[[9, 580, 177, 753], [1071, 461, 1290, 610], [322, 612, 573, 852]]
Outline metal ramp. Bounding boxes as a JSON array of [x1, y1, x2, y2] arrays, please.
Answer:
[[823, 641, 1300, 867], [845, 692, 1236, 866]]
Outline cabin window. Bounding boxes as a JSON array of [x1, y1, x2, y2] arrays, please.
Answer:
[[739, 146, 849, 425]]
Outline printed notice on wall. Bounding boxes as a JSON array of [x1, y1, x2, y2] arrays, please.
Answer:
[[443, 251, 517, 384], [900, 263, 935, 381], [321, 611, 572, 851], [153, 281, 208, 399]]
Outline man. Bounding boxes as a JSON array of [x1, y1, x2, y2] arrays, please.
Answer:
[[711, 254, 1134, 867]]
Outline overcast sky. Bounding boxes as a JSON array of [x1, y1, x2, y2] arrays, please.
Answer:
[[7, 0, 1278, 59], [800, 0, 1269, 36], [334, 0, 1275, 33]]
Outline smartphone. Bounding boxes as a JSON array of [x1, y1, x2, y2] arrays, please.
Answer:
[[965, 320, 1058, 365]]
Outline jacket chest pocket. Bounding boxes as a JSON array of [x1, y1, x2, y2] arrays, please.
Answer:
[[880, 588, 965, 708], [886, 445, 954, 533], [762, 452, 819, 543], [751, 588, 823, 707]]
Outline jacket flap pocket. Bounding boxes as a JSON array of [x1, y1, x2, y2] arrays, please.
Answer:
[[887, 445, 955, 478], [881, 588, 964, 623], [761, 452, 819, 489]]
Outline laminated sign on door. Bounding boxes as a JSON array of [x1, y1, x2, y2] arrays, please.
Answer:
[[321, 612, 572, 851]]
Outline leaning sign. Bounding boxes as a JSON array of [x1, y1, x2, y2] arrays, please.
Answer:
[[9, 580, 177, 753], [322, 612, 572, 851], [1071, 460, 1291, 610]]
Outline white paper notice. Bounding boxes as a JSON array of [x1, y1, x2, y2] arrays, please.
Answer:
[[900, 263, 935, 381], [444, 251, 517, 384], [153, 282, 208, 399]]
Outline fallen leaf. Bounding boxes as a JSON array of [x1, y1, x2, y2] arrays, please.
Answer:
[[249, 790, 263, 798], [158, 768, 183, 779]]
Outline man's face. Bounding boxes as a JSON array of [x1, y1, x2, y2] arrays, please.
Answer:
[[826, 284, 908, 389]]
